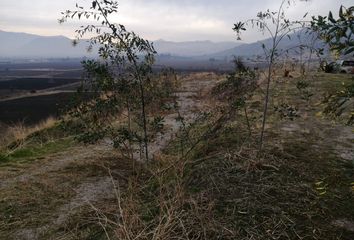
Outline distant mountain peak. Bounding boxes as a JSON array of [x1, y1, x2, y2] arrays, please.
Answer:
[[0, 30, 95, 58]]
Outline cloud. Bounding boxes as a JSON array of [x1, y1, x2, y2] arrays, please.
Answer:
[[0, 0, 352, 42]]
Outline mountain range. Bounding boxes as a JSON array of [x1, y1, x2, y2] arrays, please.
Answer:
[[0, 30, 242, 58], [153, 40, 242, 57], [207, 31, 325, 60], [0, 30, 95, 58], [0, 29, 325, 60]]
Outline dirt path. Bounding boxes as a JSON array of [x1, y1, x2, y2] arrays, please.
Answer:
[[150, 76, 216, 157], [0, 73, 219, 239], [0, 144, 111, 189]]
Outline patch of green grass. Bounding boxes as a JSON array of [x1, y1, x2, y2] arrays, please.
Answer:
[[0, 120, 77, 165], [313, 73, 353, 92], [0, 138, 74, 165]]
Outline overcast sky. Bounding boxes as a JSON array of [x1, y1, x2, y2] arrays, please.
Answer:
[[0, 0, 352, 42]]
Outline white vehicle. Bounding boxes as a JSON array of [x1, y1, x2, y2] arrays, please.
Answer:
[[334, 60, 354, 74]]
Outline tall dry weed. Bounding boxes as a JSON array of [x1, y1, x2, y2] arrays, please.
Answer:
[[0, 116, 57, 149]]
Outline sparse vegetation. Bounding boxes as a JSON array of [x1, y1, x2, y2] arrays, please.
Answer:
[[233, 0, 312, 151], [0, 1, 353, 240], [1, 71, 353, 239]]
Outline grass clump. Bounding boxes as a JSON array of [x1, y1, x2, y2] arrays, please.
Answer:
[[0, 117, 58, 147], [0, 118, 76, 165], [0, 138, 74, 165]]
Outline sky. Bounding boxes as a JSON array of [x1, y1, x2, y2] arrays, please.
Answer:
[[0, 0, 352, 42]]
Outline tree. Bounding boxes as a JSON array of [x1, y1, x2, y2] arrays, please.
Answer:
[[233, 0, 308, 151], [311, 5, 354, 125], [59, 1, 161, 161], [311, 5, 354, 56]]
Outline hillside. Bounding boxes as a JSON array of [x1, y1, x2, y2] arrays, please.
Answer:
[[205, 30, 327, 59], [0, 30, 38, 55], [0, 70, 353, 239], [1, 0, 353, 239], [153, 39, 242, 56]]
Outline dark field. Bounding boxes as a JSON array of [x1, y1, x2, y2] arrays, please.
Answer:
[[0, 60, 82, 71], [0, 78, 81, 90], [0, 61, 86, 126], [0, 69, 83, 79], [0, 92, 76, 125]]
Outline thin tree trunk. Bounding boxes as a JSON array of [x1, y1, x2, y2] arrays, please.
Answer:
[[244, 106, 251, 137], [126, 100, 134, 162], [259, 56, 274, 152], [138, 81, 149, 162], [258, 1, 283, 152]]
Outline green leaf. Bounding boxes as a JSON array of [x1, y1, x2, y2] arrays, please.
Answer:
[[328, 11, 336, 23], [339, 6, 344, 20], [344, 46, 354, 55]]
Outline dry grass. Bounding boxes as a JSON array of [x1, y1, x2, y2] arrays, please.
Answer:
[[0, 71, 353, 239], [72, 70, 353, 239], [0, 117, 57, 149], [83, 121, 353, 239]]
